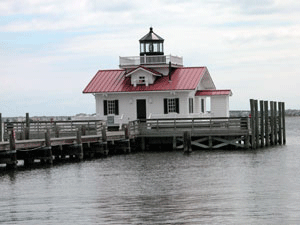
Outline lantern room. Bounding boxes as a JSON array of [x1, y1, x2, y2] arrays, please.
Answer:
[[139, 27, 164, 56]]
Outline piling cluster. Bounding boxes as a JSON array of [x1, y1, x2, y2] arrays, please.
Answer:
[[250, 99, 286, 149]]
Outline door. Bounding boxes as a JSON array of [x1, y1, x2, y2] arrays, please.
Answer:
[[136, 99, 146, 121]]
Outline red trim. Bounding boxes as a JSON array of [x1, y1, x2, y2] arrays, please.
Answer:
[[195, 90, 232, 96]]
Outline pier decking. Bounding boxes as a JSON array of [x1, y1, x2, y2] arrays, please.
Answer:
[[0, 100, 286, 168]]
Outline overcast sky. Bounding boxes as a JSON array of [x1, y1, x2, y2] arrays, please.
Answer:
[[1, 0, 299, 117]]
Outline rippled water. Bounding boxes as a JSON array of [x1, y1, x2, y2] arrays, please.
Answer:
[[1, 117, 300, 224]]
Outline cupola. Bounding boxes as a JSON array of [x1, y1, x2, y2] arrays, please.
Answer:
[[139, 27, 164, 56]]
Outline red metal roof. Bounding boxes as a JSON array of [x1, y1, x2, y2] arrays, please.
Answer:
[[83, 67, 207, 93], [195, 90, 232, 96]]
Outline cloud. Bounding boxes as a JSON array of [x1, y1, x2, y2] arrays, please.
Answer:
[[0, 0, 300, 116]]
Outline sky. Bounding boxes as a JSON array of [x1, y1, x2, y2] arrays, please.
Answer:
[[0, 0, 299, 117]]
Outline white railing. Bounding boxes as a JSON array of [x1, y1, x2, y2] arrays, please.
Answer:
[[148, 113, 212, 119], [119, 55, 183, 67]]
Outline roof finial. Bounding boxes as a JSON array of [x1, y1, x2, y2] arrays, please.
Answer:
[[150, 27, 153, 32]]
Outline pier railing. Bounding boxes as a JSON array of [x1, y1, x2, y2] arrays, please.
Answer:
[[140, 117, 249, 133], [2, 120, 106, 140]]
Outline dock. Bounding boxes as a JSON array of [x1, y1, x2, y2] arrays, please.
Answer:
[[0, 99, 286, 169]]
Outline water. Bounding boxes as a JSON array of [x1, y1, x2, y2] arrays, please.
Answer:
[[0, 117, 300, 224]]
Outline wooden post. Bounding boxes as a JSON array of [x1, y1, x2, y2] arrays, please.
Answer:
[[81, 125, 86, 136], [250, 99, 256, 149], [270, 101, 274, 145], [209, 136, 213, 150], [278, 102, 282, 145], [141, 137, 146, 151], [264, 101, 269, 147], [274, 102, 278, 145], [25, 112, 30, 140], [183, 131, 192, 153], [54, 122, 59, 138], [76, 128, 83, 160], [260, 100, 264, 148], [254, 100, 259, 149], [245, 135, 250, 149], [101, 125, 107, 142], [124, 124, 130, 139], [282, 102, 286, 145], [45, 129, 53, 164], [124, 124, 131, 153], [0, 113, 2, 142], [173, 136, 177, 150], [7, 127, 17, 169]]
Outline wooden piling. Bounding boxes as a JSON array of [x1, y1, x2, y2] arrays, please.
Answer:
[[270, 101, 274, 145], [183, 131, 192, 153], [101, 125, 107, 142], [0, 113, 2, 142], [264, 101, 269, 147], [124, 125, 130, 139], [7, 128, 17, 169], [209, 136, 213, 150], [250, 99, 256, 149], [76, 128, 83, 160], [260, 100, 264, 147], [25, 112, 30, 140], [282, 102, 286, 145], [124, 125, 131, 153], [45, 129, 53, 164], [173, 136, 177, 150], [254, 100, 259, 149], [245, 135, 250, 149], [274, 102, 278, 145], [54, 123, 60, 138], [278, 102, 282, 145], [141, 137, 146, 151]]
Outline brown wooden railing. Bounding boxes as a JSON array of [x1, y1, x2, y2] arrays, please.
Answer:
[[3, 120, 105, 140], [142, 117, 249, 131]]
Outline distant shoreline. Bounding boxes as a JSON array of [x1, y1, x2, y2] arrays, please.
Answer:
[[2, 110, 299, 122], [230, 110, 300, 117]]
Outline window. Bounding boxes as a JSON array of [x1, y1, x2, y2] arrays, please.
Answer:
[[139, 76, 146, 84], [201, 99, 205, 113], [164, 98, 179, 114], [189, 98, 194, 114], [168, 99, 176, 113], [107, 100, 115, 114], [103, 100, 119, 115]]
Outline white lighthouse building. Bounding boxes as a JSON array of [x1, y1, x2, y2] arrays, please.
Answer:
[[83, 27, 232, 126]]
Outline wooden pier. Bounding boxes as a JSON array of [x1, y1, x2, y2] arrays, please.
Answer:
[[0, 99, 286, 168]]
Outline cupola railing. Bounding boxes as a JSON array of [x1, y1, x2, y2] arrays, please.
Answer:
[[119, 55, 183, 68]]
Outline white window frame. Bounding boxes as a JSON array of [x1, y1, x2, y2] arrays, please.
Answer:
[[168, 98, 177, 113], [107, 100, 116, 115], [139, 76, 146, 84]]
